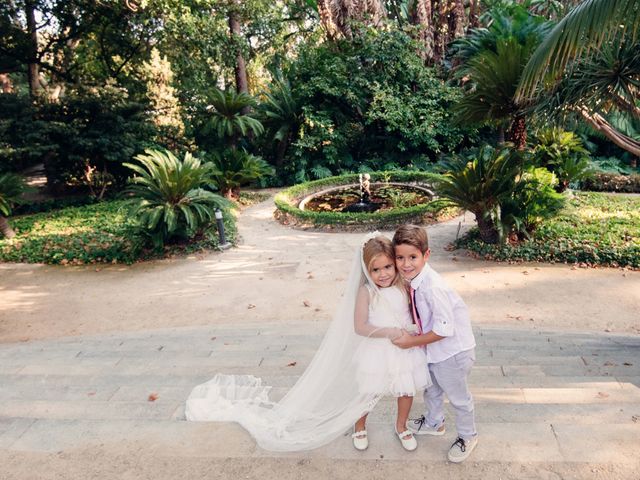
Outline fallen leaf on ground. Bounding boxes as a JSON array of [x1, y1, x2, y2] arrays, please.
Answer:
[[303, 300, 311, 307], [148, 393, 159, 402], [522, 270, 529, 275], [210, 336, 217, 341], [603, 361, 617, 366], [632, 415, 638, 423], [247, 304, 256, 309], [307, 274, 314, 279], [623, 362, 633, 366], [286, 361, 297, 367]]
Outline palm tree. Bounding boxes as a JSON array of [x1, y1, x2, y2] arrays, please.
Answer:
[[319, 0, 387, 39], [205, 88, 264, 150], [517, 0, 640, 156], [0, 173, 27, 239], [260, 76, 303, 170], [454, 38, 538, 149]]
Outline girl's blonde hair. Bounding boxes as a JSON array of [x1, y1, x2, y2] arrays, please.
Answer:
[[362, 236, 405, 291]]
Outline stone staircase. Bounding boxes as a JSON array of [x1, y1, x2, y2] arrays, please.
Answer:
[[1, 323, 639, 479]]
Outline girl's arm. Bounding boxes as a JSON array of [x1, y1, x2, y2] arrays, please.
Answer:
[[392, 330, 444, 349], [354, 285, 402, 339]]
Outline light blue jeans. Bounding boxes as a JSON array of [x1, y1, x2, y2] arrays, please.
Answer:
[[424, 348, 477, 440]]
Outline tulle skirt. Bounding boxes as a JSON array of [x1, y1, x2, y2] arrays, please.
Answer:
[[353, 338, 431, 397]]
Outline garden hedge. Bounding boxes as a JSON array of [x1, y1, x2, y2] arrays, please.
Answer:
[[274, 171, 450, 229]]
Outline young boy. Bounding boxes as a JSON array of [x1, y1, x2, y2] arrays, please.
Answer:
[[392, 224, 478, 463]]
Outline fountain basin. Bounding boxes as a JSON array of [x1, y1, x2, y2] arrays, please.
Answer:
[[274, 171, 451, 231], [299, 182, 434, 213]]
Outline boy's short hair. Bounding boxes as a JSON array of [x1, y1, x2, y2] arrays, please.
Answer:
[[392, 224, 429, 253]]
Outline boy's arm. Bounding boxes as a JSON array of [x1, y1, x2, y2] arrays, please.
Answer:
[[392, 330, 444, 349]]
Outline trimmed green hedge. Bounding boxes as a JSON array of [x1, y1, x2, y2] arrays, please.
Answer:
[[274, 171, 451, 229]]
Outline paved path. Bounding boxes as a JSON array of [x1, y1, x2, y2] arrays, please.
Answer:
[[1, 197, 639, 479]]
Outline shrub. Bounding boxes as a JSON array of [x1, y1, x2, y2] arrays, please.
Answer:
[[40, 85, 157, 192], [530, 128, 593, 192], [207, 148, 274, 199], [123, 149, 229, 248], [580, 172, 640, 193]]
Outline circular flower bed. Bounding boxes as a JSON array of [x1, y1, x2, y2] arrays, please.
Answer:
[[274, 171, 454, 230]]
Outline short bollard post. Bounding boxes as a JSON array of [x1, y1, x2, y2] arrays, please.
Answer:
[[215, 208, 231, 250]]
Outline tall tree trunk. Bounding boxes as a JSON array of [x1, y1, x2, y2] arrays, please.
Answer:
[[228, 8, 248, 96], [317, 0, 337, 40], [433, 0, 449, 63], [0, 216, 16, 239], [25, 0, 41, 97], [450, 0, 466, 39], [507, 114, 527, 150], [469, 0, 479, 29], [474, 210, 499, 244], [411, 0, 434, 63]]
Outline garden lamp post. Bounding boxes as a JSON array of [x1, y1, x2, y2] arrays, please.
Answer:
[[215, 209, 231, 250]]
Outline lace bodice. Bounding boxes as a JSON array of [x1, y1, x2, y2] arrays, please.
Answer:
[[366, 285, 413, 329]]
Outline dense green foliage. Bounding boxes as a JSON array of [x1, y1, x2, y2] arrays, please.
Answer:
[[273, 29, 469, 184], [207, 149, 274, 199], [457, 192, 640, 268], [0, 199, 237, 264], [530, 128, 593, 191], [436, 145, 565, 243], [124, 149, 229, 248]]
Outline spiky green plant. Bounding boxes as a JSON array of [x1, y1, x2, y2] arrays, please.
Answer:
[[531, 128, 593, 191], [205, 88, 264, 148], [454, 38, 539, 148], [517, 0, 640, 100], [259, 76, 303, 168], [0, 172, 28, 239], [497, 165, 565, 240], [436, 146, 524, 243], [123, 149, 229, 248], [208, 148, 274, 199]]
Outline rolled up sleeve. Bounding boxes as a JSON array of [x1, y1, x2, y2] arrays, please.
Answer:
[[427, 287, 455, 337]]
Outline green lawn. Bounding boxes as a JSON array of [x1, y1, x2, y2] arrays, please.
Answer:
[[456, 192, 640, 268], [0, 200, 237, 265]]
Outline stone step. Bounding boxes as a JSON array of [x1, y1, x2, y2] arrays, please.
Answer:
[[1, 373, 636, 390], [2, 417, 639, 465]]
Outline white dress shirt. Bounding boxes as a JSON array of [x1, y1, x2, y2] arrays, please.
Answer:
[[410, 264, 476, 363]]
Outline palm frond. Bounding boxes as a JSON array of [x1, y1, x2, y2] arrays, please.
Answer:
[[517, 0, 640, 100]]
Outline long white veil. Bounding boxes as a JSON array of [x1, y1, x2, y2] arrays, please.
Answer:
[[185, 233, 389, 451]]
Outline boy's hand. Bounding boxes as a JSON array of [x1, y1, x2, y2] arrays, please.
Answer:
[[392, 330, 415, 349]]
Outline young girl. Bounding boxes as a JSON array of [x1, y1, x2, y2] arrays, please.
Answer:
[[185, 233, 429, 452], [351, 236, 430, 451]]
